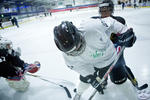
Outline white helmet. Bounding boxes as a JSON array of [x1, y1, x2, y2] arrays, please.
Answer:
[[0, 37, 13, 49]]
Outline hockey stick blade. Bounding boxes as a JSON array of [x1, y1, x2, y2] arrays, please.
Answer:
[[27, 73, 72, 98], [88, 84, 149, 100], [137, 84, 148, 90]]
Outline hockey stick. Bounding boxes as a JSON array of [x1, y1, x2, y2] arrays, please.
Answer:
[[123, 65, 148, 90], [88, 46, 125, 100], [122, 63, 149, 100], [136, 84, 148, 90], [26, 73, 72, 98]]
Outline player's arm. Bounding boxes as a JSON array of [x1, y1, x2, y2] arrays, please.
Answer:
[[111, 18, 136, 47]]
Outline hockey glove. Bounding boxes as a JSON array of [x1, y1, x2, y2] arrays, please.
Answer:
[[23, 61, 40, 73], [110, 33, 118, 43], [0, 62, 21, 79], [88, 75, 104, 94], [115, 28, 136, 47]]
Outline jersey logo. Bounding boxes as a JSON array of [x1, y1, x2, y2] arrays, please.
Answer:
[[90, 49, 105, 58]]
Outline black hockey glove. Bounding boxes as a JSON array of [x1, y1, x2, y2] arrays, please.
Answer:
[[0, 62, 19, 78], [91, 79, 104, 94], [110, 33, 118, 43], [115, 28, 136, 47], [88, 75, 104, 94]]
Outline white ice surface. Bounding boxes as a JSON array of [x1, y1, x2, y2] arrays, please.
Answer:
[[0, 7, 150, 100]]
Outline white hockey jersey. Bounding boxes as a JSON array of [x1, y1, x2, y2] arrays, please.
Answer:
[[63, 17, 128, 77]]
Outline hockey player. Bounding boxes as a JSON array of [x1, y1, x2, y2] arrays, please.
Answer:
[[14, 17, 19, 28], [71, 0, 139, 99], [53, 15, 137, 100], [0, 36, 40, 92], [93, 0, 139, 88], [0, 19, 4, 29]]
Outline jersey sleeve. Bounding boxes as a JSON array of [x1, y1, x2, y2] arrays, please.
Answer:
[[101, 17, 128, 34], [63, 53, 96, 77], [112, 18, 128, 34]]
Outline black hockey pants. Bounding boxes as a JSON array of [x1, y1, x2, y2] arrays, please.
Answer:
[[80, 52, 136, 85]]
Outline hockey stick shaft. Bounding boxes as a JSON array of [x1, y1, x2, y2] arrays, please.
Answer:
[[89, 46, 125, 100], [26, 73, 72, 98]]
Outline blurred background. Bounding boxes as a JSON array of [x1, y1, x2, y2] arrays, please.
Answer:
[[0, 0, 150, 29]]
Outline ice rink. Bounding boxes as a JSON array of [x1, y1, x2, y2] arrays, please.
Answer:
[[0, 7, 150, 100]]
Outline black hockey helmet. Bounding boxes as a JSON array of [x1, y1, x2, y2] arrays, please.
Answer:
[[54, 21, 82, 53], [99, 0, 114, 16]]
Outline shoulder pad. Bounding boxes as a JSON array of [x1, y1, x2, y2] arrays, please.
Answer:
[[111, 16, 126, 25]]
